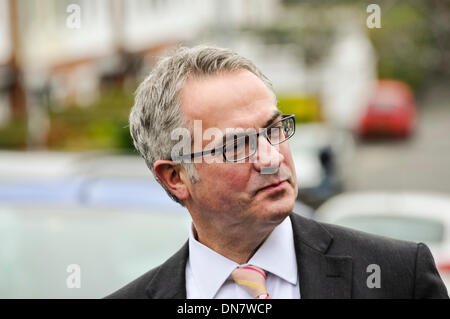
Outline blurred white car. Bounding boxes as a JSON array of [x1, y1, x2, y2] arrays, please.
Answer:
[[0, 151, 191, 298], [0, 203, 191, 298], [315, 191, 450, 289], [290, 123, 355, 208]]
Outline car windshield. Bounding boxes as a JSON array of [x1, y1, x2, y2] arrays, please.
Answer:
[[335, 215, 444, 244]]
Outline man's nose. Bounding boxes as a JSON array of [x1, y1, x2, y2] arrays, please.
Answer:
[[252, 135, 285, 174]]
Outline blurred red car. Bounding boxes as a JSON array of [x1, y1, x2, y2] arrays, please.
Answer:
[[357, 80, 416, 138]]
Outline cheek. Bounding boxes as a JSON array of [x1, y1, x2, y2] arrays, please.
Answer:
[[284, 150, 296, 171], [198, 163, 251, 191], [222, 164, 251, 190], [281, 145, 297, 180], [191, 164, 253, 211]]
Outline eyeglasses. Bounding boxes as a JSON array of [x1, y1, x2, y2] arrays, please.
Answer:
[[176, 114, 295, 163]]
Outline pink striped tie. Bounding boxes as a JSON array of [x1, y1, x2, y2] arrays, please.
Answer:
[[231, 265, 270, 299]]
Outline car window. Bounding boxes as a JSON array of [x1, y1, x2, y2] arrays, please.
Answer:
[[335, 215, 444, 244]]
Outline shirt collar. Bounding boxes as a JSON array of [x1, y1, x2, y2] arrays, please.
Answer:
[[188, 225, 239, 299], [188, 216, 298, 298], [247, 216, 298, 285]]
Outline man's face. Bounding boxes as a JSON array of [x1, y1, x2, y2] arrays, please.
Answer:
[[180, 69, 298, 227]]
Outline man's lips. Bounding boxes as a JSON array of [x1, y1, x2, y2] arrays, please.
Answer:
[[256, 180, 288, 194]]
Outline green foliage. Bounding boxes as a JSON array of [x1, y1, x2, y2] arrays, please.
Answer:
[[368, 2, 431, 90], [47, 89, 135, 151], [0, 117, 28, 149]]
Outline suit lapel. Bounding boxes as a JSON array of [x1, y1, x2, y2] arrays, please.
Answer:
[[290, 214, 353, 298], [145, 241, 189, 299]]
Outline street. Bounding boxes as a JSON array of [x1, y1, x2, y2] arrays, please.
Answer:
[[347, 85, 450, 195]]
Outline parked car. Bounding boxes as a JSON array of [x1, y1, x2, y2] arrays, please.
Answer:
[[290, 123, 355, 208], [315, 191, 450, 289], [357, 80, 416, 138]]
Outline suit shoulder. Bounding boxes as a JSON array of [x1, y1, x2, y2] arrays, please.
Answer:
[[318, 220, 448, 298], [291, 213, 418, 256], [318, 219, 418, 256], [104, 265, 161, 299], [290, 214, 448, 298]]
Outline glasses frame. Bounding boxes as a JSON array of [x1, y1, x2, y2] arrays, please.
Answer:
[[175, 114, 296, 163]]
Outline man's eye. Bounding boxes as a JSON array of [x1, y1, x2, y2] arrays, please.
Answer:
[[267, 126, 282, 136]]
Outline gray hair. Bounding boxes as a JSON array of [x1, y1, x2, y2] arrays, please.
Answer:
[[129, 45, 275, 206]]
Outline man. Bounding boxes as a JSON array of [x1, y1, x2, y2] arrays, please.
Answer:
[[106, 45, 448, 299]]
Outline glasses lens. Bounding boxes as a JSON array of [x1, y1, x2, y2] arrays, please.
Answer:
[[283, 116, 295, 139], [223, 116, 294, 162], [268, 116, 295, 145], [267, 126, 282, 144], [224, 134, 257, 162]]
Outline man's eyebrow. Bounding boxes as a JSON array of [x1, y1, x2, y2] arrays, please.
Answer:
[[263, 110, 282, 128], [219, 110, 282, 146]]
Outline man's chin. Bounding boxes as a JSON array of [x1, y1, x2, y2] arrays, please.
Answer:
[[255, 197, 295, 224]]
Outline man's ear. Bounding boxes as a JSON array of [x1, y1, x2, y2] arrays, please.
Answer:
[[153, 160, 190, 202]]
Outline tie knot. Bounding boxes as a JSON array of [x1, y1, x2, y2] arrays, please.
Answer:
[[231, 265, 270, 299]]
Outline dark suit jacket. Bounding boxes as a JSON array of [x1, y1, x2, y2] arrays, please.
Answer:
[[106, 213, 449, 299]]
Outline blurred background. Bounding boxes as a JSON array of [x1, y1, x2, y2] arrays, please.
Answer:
[[0, 0, 449, 298]]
